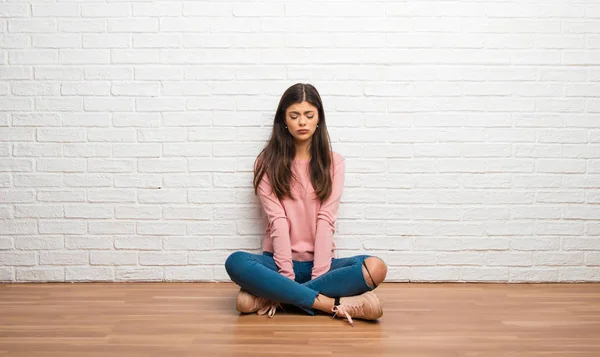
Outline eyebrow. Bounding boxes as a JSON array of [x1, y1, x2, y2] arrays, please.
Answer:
[[289, 111, 315, 114]]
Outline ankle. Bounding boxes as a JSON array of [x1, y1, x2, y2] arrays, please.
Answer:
[[311, 294, 335, 313]]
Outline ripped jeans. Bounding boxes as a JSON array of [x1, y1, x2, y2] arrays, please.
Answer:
[[224, 251, 377, 315]]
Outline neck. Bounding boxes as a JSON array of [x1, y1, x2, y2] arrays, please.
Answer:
[[294, 140, 311, 160]]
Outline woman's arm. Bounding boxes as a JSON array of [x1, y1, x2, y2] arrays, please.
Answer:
[[257, 173, 295, 280], [311, 155, 345, 279]]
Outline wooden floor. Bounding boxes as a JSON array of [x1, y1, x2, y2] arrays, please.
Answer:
[[0, 283, 599, 357]]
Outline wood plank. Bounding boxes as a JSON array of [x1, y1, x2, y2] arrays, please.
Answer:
[[0, 283, 598, 356]]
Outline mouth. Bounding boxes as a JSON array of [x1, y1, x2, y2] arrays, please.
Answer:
[[298, 130, 309, 134]]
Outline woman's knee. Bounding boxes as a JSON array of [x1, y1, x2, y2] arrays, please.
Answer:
[[362, 257, 387, 288], [224, 251, 250, 277]]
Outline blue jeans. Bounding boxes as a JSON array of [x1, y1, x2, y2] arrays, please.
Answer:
[[225, 251, 376, 315]]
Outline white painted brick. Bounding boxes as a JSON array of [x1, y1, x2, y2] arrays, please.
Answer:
[[535, 221, 584, 235], [188, 128, 236, 141], [114, 113, 160, 127], [39, 251, 88, 266], [115, 205, 161, 220], [37, 158, 85, 172], [0, 268, 14, 282], [87, 129, 136, 143], [188, 158, 236, 172], [37, 128, 85, 142], [85, 67, 132, 81], [485, 252, 532, 266], [463, 175, 511, 188], [59, 19, 105, 33], [65, 237, 113, 250], [134, 3, 182, 17], [387, 252, 437, 266], [115, 237, 162, 250], [64, 144, 111, 158], [15, 236, 63, 250], [116, 267, 163, 281], [534, 252, 583, 266], [134, 34, 180, 48], [12, 113, 61, 127], [164, 237, 213, 250], [187, 222, 237, 236], [90, 250, 139, 265], [39, 220, 85, 235], [84, 98, 133, 112], [509, 268, 558, 283], [112, 50, 159, 64], [37, 190, 85, 202], [137, 222, 186, 236], [61, 83, 110, 96], [159, 18, 210, 33], [83, 35, 129, 49], [112, 82, 160, 97], [32, 35, 79, 49], [82, 4, 130, 18], [64, 174, 111, 188], [13, 143, 61, 157], [0, 98, 33, 111], [563, 176, 600, 188], [562, 238, 600, 251], [165, 266, 213, 281], [188, 251, 230, 265], [163, 206, 212, 220], [108, 19, 158, 33], [88, 189, 135, 203], [66, 267, 114, 281], [138, 158, 186, 173], [558, 268, 600, 282], [114, 175, 161, 188], [138, 128, 186, 142], [536, 159, 586, 173], [88, 221, 135, 235], [411, 267, 460, 282], [34, 67, 82, 80], [0, 190, 35, 203], [15, 205, 63, 218], [0, 251, 36, 266], [88, 159, 134, 173], [9, 19, 56, 33], [65, 205, 112, 219], [139, 252, 187, 266], [513, 175, 561, 188], [36, 97, 83, 112], [189, 189, 235, 203], [138, 189, 186, 203], [163, 174, 211, 188], [0, 237, 12, 249], [60, 50, 110, 65], [538, 129, 588, 143], [12, 83, 61, 97], [536, 191, 585, 204], [585, 253, 600, 266], [511, 206, 561, 219], [459, 267, 509, 282], [16, 268, 64, 282]]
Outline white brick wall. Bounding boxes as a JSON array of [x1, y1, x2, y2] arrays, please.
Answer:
[[1, 1, 599, 283]]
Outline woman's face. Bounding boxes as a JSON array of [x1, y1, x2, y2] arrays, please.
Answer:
[[285, 101, 319, 143]]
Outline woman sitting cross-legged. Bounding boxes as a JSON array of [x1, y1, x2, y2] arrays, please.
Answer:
[[225, 83, 388, 326]]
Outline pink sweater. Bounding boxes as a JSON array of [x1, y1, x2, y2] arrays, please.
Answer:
[[257, 152, 345, 280]]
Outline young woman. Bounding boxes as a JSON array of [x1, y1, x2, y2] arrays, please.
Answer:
[[224, 83, 388, 326]]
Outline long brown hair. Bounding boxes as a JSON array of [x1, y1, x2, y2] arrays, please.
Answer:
[[253, 83, 333, 201]]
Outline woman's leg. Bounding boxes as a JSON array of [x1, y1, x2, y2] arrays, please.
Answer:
[[224, 251, 320, 315], [303, 255, 388, 300]]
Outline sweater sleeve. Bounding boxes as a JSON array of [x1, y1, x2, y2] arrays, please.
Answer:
[[257, 172, 295, 280], [311, 154, 345, 279]]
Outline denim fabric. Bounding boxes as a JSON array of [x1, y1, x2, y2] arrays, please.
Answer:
[[225, 251, 375, 315]]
